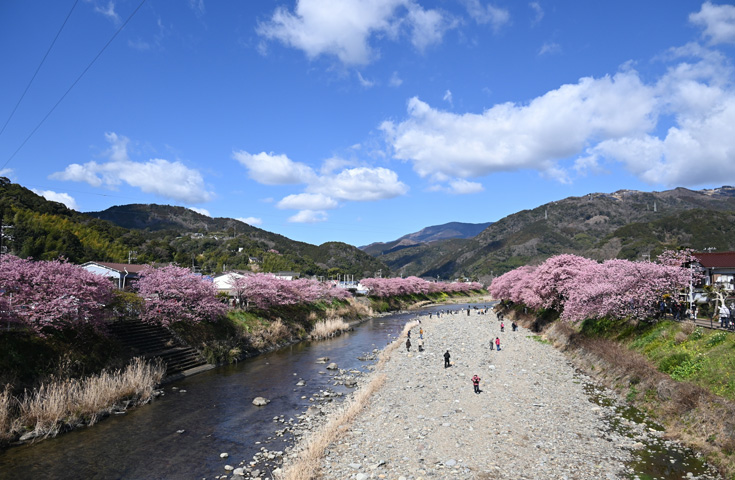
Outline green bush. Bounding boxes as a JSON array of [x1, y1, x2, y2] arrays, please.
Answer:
[[659, 352, 691, 374]]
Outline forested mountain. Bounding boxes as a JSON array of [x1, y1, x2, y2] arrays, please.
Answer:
[[0, 178, 387, 277], [367, 186, 735, 283]]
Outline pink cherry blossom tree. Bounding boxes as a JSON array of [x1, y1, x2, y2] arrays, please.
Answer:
[[0, 255, 113, 334], [137, 265, 227, 327]]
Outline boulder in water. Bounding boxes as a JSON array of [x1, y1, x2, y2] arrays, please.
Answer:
[[252, 397, 270, 406]]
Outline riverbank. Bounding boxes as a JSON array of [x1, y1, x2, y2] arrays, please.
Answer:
[[278, 306, 711, 479]]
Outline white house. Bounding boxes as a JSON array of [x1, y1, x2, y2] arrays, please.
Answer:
[[81, 261, 147, 289]]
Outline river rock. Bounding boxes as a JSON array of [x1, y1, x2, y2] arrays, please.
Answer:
[[316, 357, 330, 363], [326, 363, 338, 370], [252, 397, 270, 406]]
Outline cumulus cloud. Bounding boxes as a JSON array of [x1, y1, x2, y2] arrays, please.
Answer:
[[257, 0, 451, 66], [237, 216, 263, 226], [233, 151, 316, 185], [31, 189, 79, 211], [690, 2, 735, 44], [188, 207, 211, 217], [448, 179, 484, 194], [51, 133, 213, 203], [382, 70, 657, 180], [288, 209, 328, 223], [308, 167, 408, 201], [277, 193, 338, 210]]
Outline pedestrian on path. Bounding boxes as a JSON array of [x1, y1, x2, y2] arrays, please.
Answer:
[[495, 337, 501, 351], [406, 338, 411, 352], [512, 321, 518, 332], [418, 338, 424, 352], [444, 350, 451, 368], [419, 327, 423, 339], [500, 321, 505, 332], [472, 374, 481, 394]]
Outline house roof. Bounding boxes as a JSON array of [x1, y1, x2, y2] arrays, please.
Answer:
[[693, 252, 735, 268], [81, 261, 148, 274]]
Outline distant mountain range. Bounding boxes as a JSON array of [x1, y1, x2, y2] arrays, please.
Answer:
[[4, 176, 735, 284], [363, 186, 735, 283], [360, 221, 492, 256]]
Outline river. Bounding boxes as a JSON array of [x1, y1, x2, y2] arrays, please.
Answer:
[[0, 303, 721, 479]]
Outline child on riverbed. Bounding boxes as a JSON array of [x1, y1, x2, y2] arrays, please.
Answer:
[[495, 337, 501, 351]]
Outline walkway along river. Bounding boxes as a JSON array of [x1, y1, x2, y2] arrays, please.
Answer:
[[0, 304, 722, 479]]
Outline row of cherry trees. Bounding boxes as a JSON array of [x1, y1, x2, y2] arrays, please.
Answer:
[[489, 252, 697, 322], [1, 254, 486, 335], [360, 276, 484, 298], [227, 273, 352, 309]]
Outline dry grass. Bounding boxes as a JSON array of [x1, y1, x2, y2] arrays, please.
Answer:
[[0, 385, 15, 443], [276, 319, 418, 480], [1, 358, 164, 444], [309, 318, 349, 340], [680, 320, 697, 335]]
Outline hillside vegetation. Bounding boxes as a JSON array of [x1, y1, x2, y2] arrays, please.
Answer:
[[0, 178, 387, 277], [369, 187, 735, 282]]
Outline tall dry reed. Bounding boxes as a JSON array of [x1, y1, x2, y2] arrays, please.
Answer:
[[0, 385, 14, 443], [2, 357, 164, 443], [309, 318, 349, 340]]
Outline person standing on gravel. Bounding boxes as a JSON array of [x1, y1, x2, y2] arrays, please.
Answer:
[[406, 337, 411, 352], [472, 374, 481, 394], [495, 337, 501, 351], [444, 350, 451, 368]]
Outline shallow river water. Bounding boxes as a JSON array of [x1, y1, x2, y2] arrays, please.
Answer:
[[0, 304, 722, 479]]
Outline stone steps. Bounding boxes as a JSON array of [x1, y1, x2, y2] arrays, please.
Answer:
[[109, 320, 209, 377]]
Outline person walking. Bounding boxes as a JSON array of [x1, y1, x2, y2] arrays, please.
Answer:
[[419, 327, 423, 339], [444, 350, 451, 368], [500, 321, 505, 332], [495, 337, 501, 351], [418, 338, 424, 352], [406, 337, 411, 352], [512, 321, 518, 332], [472, 374, 481, 394]]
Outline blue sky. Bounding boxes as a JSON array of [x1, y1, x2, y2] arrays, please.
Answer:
[[2, 1, 735, 247]]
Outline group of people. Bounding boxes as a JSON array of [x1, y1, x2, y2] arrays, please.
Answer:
[[428, 307, 518, 394], [405, 326, 425, 352], [719, 303, 735, 329]]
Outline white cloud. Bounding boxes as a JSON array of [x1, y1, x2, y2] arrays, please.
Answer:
[[92, 1, 120, 23], [277, 193, 338, 210], [448, 179, 484, 194], [382, 70, 656, 180], [309, 167, 409, 201], [237, 216, 263, 226], [188, 207, 211, 217], [529, 2, 544, 25], [389, 71, 403, 87], [406, 3, 452, 51], [0, 168, 13, 177], [31, 189, 79, 211], [233, 150, 316, 185], [257, 0, 452, 66], [288, 209, 328, 223], [538, 41, 560, 55], [443, 89, 453, 105], [51, 132, 213, 203], [189, 0, 205, 15], [690, 1, 735, 45], [357, 71, 375, 87], [461, 0, 509, 31]]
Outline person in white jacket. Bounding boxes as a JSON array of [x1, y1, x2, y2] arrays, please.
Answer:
[[719, 304, 730, 328]]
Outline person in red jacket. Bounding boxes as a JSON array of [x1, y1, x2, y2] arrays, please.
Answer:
[[495, 337, 501, 351], [472, 374, 481, 394]]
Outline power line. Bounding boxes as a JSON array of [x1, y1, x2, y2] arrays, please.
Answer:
[[1, 0, 148, 171], [0, 0, 79, 140]]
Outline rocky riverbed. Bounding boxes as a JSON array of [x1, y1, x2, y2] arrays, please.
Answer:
[[273, 307, 721, 480], [212, 306, 722, 480]]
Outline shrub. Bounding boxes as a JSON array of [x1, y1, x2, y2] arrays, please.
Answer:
[[659, 352, 691, 374]]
